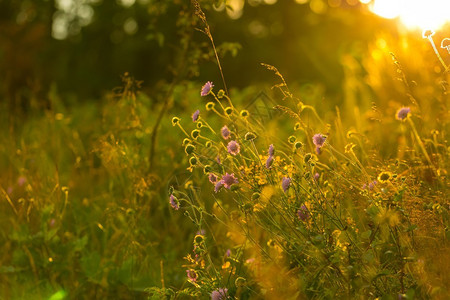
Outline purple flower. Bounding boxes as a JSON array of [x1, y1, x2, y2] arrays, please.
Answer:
[[282, 177, 291, 193], [297, 204, 309, 221], [192, 110, 200, 122], [211, 288, 228, 300], [221, 125, 231, 140], [268, 144, 274, 156], [216, 155, 221, 164], [201, 81, 214, 96], [169, 194, 179, 210], [396, 107, 410, 121], [209, 173, 218, 184], [225, 249, 231, 257], [313, 134, 326, 147], [186, 269, 197, 282], [314, 173, 320, 181], [265, 155, 274, 169], [214, 180, 224, 193], [227, 141, 240, 156], [17, 176, 27, 186], [222, 173, 238, 189], [369, 180, 377, 190], [315, 146, 321, 155]]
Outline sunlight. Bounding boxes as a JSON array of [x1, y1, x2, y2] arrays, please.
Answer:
[[365, 0, 450, 30]]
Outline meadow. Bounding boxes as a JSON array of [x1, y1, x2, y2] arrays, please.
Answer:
[[0, 1, 449, 299]]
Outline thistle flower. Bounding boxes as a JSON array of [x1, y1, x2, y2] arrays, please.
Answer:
[[225, 249, 231, 257], [282, 177, 291, 193], [222, 173, 238, 189], [192, 110, 200, 122], [315, 146, 321, 155], [268, 144, 274, 156], [312, 133, 326, 147], [265, 155, 274, 169], [221, 125, 231, 140], [396, 107, 410, 121], [227, 141, 240, 156], [186, 269, 197, 282], [169, 194, 179, 210], [209, 173, 218, 184], [211, 288, 228, 300], [201, 81, 214, 96], [297, 204, 309, 221], [214, 180, 224, 193]]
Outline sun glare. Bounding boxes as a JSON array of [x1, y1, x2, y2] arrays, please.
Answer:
[[365, 0, 450, 30]]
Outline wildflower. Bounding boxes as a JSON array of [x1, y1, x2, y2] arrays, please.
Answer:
[[222, 173, 238, 189], [268, 144, 274, 156], [214, 180, 224, 193], [422, 29, 435, 38], [297, 204, 309, 221], [265, 155, 274, 169], [282, 177, 291, 193], [211, 288, 228, 300], [377, 172, 392, 183], [203, 165, 212, 173], [171, 117, 180, 126], [201, 81, 214, 96], [216, 155, 221, 164], [315, 146, 321, 155], [217, 89, 225, 98], [17, 176, 27, 186], [169, 194, 179, 210], [441, 38, 450, 53], [186, 269, 197, 282], [240, 110, 249, 117], [368, 180, 377, 190], [224, 107, 233, 115], [396, 107, 410, 121], [196, 229, 206, 236], [312, 133, 326, 147], [209, 173, 218, 184], [221, 125, 231, 140], [182, 138, 191, 146], [314, 173, 320, 181], [189, 157, 197, 166], [227, 141, 240, 156], [225, 249, 231, 257], [191, 129, 200, 139], [185, 144, 195, 155], [244, 132, 256, 141], [192, 110, 200, 122]]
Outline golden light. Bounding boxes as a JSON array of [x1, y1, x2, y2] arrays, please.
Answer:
[[364, 0, 450, 30]]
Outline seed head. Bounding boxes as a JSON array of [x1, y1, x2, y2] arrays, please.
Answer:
[[171, 117, 180, 126]]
